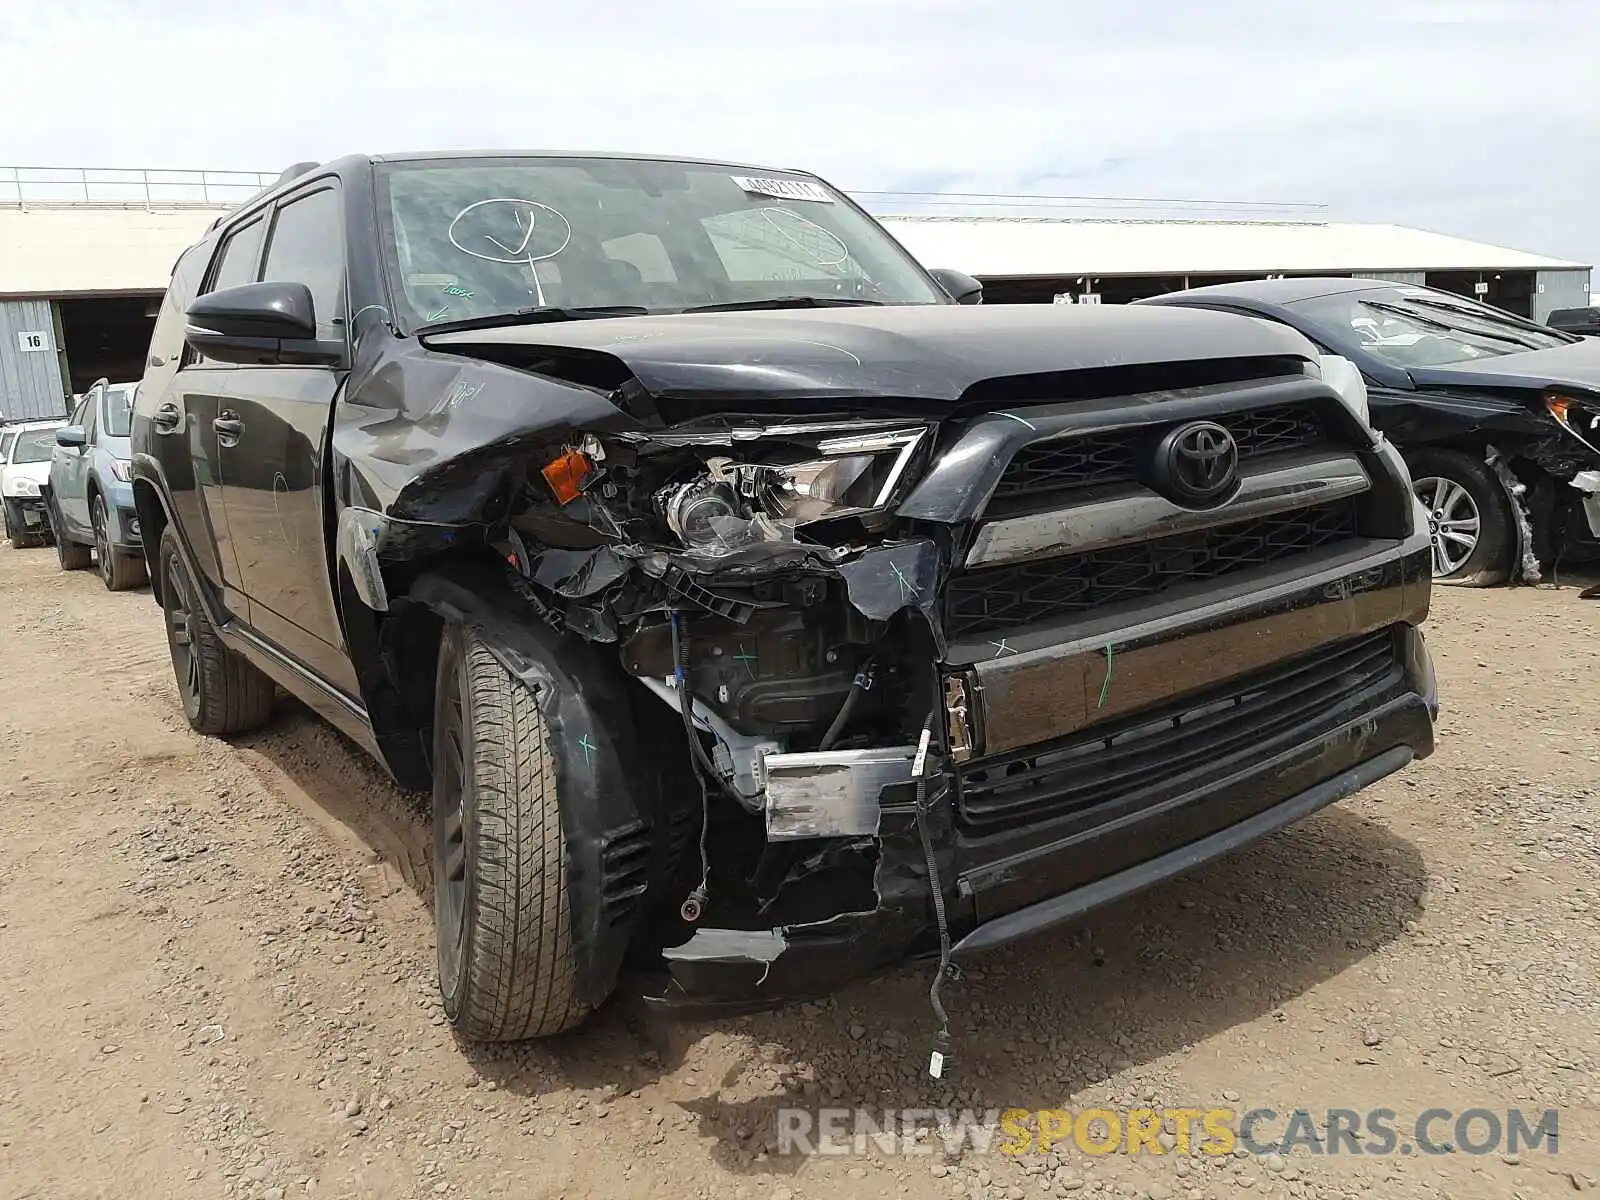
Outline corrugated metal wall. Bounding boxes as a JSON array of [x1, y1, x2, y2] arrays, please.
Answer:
[[1534, 268, 1592, 323], [1353, 270, 1427, 286], [0, 298, 68, 419]]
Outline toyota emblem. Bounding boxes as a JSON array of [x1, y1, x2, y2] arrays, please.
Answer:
[[1155, 420, 1239, 505]]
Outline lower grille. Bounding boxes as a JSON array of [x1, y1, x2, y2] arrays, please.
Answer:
[[956, 630, 1402, 833], [992, 403, 1322, 504], [947, 500, 1359, 638]]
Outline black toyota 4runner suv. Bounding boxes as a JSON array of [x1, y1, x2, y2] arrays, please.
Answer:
[[132, 152, 1437, 1043]]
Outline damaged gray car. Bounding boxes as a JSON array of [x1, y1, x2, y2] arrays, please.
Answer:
[[131, 152, 1438, 1046]]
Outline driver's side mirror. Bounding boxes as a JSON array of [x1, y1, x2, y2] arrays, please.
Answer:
[[185, 282, 343, 367], [928, 268, 983, 305], [55, 426, 86, 449]]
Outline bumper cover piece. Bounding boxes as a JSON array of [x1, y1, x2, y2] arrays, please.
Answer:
[[644, 620, 1435, 1017]]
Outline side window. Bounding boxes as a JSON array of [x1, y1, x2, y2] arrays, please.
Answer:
[[68, 398, 89, 428], [208, 218, 267, 295], [260, 187, 345, 339], [186, 221, 267, 368], [83, 390, 100, 442], [150, 242, 210, 369]]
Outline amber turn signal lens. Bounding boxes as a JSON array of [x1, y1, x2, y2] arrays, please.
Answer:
[[541, 448, 594, 504]]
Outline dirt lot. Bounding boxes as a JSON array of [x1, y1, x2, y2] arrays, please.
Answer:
[[0, 544, 1596, 1200]]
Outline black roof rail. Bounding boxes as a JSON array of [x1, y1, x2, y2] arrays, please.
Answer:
[[206, 160, 323, 230]]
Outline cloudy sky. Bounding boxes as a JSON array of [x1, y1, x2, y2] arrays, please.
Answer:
[[3, 0, 1597, 266]]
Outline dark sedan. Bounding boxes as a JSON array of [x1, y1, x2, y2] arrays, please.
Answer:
[[1141, 278, 1600, 585]]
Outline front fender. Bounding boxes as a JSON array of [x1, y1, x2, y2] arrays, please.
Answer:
[[402, 564, 662, 1008]]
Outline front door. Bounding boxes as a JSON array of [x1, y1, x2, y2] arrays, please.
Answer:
[[214, 183, 357, 695], [57, 383, 102, 532]]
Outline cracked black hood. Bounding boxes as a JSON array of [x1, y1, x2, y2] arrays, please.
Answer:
[[1408, 335, 1600, 395], [421, 302, 1320, 407]]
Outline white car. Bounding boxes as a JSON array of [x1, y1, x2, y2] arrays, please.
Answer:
[[2, 420, 66, 548]]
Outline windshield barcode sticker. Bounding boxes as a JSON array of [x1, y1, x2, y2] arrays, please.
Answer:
[[731, 175, 834, 204]]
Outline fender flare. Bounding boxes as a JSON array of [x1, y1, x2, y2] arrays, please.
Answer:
[[404, 564, 662, 1007]]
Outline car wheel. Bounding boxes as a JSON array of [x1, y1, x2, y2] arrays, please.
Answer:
[[432, 622, 592, 1041], [49, 495, 93, 571], [1408, 448, 1515, 586], [158, 525, 276, 735], [93, 495, 148, 591]]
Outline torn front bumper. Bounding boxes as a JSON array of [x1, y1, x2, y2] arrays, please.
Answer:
[[643, 536, 1437, 1015], [6, 496, 48, 532]]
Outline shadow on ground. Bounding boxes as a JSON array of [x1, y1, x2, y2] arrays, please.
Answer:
[[234, 697, 1427, 1178]]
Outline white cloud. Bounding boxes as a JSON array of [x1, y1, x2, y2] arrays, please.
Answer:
[[1, 0, 1596, 266]]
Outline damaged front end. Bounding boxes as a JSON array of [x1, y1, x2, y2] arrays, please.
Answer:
[[340, 334, 1437, 1023], [503, 417, 965, 1004]]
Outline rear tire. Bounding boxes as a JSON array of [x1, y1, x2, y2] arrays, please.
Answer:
[[432, 623, 591, 1041], [94, 495, 148, 591], [157, 525, 275, 735], [48, 495, 93, 570], [1408, 447, 1515, 586]]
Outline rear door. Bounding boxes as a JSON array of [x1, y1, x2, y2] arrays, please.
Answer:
[[213, 182, 358, 694]]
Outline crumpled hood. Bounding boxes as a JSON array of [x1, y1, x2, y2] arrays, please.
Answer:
[[1, 461, 50, 495], [1409, 335, 1600, 395], [422, 302, 1319, 405]]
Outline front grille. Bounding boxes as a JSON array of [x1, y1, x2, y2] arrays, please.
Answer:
[[947, 500, 1359, 638], [992, 404, 1322, 503], [956, 630, 1401, 833]]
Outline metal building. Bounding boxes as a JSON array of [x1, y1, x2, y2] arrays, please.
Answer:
[[0, 168, 254, 420], [874, 212, 1592, 318]]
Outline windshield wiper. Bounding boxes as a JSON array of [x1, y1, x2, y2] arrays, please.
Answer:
[[681, 296, 886, 313], [1398, 297, 1555, 349], [1356, 298, 1460, 335], [416, 306, 650, 336], [1359, 298, 1541, 352]]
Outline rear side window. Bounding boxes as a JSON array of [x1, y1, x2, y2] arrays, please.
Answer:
[[150, 243, 210, 370], [260, 187, 345, 337], [209, 218, 266, 294]]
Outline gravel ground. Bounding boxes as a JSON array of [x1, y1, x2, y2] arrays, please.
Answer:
[[0, 543, 1596, 1200]]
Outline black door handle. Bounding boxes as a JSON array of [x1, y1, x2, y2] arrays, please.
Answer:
[[154, 403, 182, 433], [213, 413, 244, 442]]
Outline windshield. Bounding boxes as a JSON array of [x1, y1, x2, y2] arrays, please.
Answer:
[[10, 429, 57, 464], [377, 157, 945, 329], [1287, 286, 1576, 367], [103, 385, 135, 437]]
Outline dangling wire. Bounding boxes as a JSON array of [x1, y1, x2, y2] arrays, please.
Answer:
[[670, 611, 712, 922], [911, 714, 958, 1078]]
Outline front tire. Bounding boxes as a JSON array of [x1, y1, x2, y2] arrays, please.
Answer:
[[157, 525, 275, 734], [94, 495, 148, 591], [1408, 447, 1515, 586], [432, 623, 590, 1041]]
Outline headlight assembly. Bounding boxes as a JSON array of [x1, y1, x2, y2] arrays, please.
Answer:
[[13, 478, 39, 497], [110, 459, 134, 483], [1545, 393, 1600, 455], [652, 427, 927, 558]]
